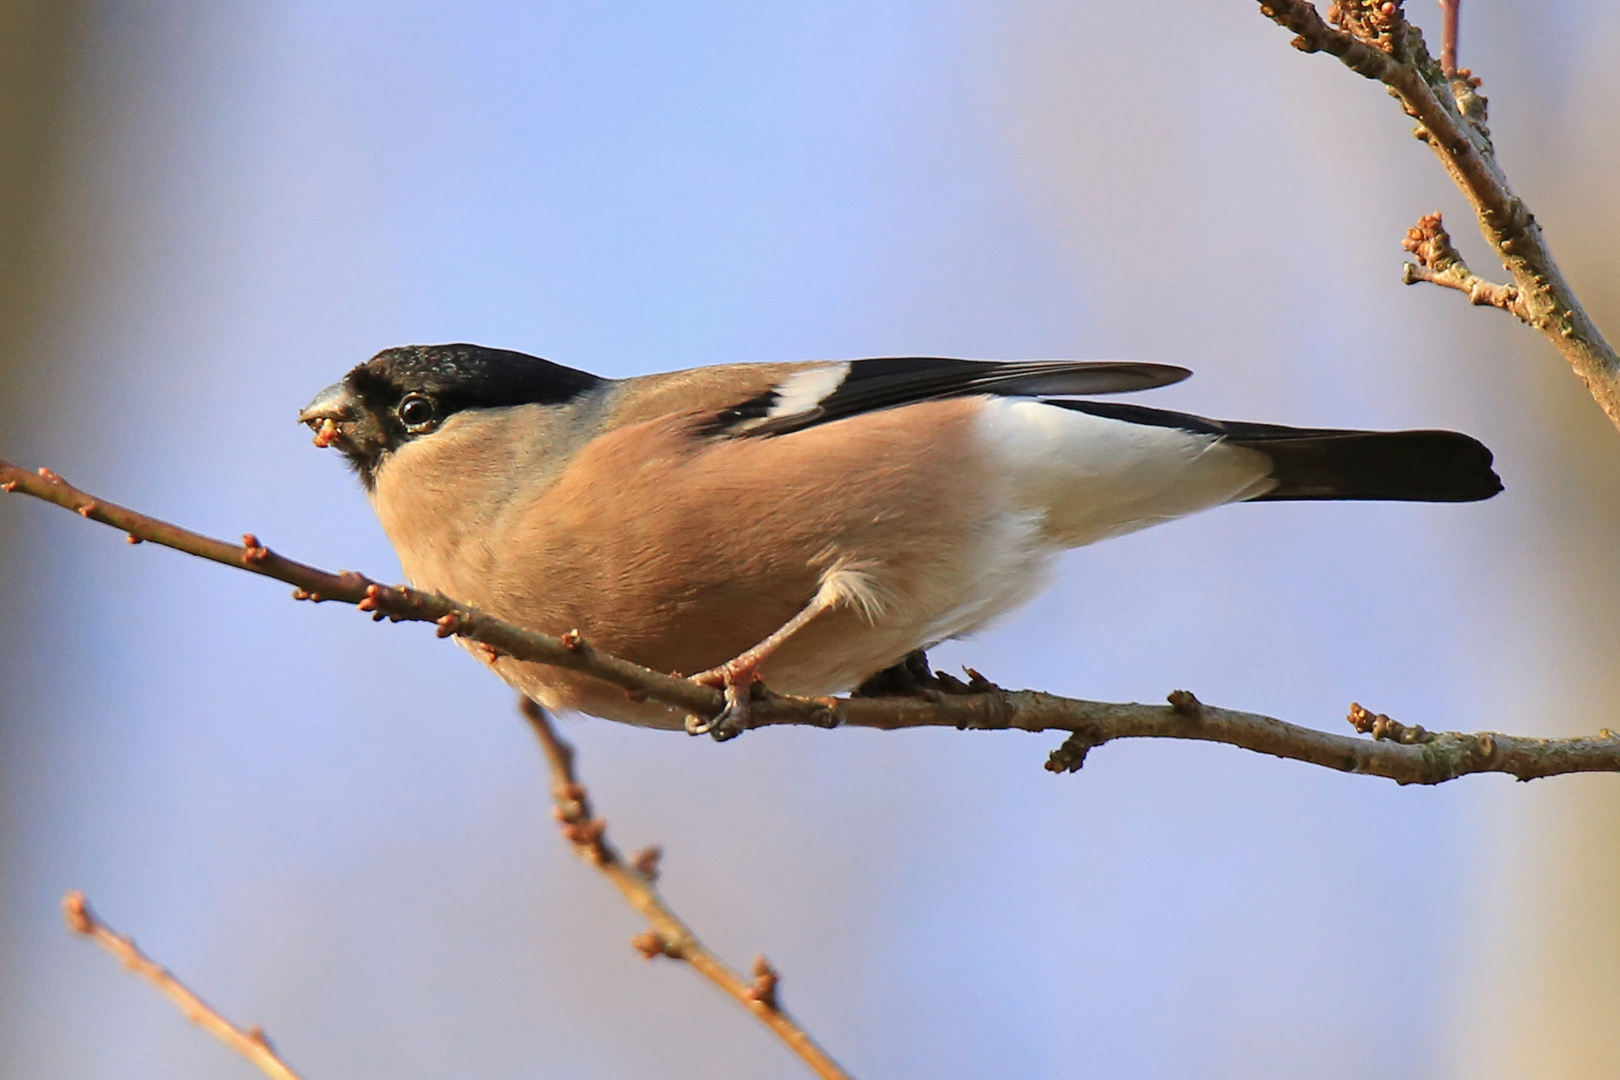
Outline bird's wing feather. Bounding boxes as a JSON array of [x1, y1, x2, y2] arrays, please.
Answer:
[[711, 357, 1190, 437]]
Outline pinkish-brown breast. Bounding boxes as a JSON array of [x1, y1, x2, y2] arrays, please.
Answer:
[[474, 396, 1018, 726]]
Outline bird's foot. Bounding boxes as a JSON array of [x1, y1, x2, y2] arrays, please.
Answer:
[[685, 661, 760, 741], [851, 650, 1000, 698], [851, 650, 936, 697]]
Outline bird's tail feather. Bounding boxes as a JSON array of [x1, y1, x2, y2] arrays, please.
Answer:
[[1232, 428, 1501, 502], [1047, 400, 1502, 503]]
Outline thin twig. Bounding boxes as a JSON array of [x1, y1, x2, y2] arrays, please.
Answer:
[[61, 892, 307, 1080], [0, 457, 726, 716], [520, 700, 853, 1080], [1254, 0, 1620, 433], [1402, 211, 1524, 314], [6, 456, 1619, 785], [1437, 0, 1459, 77]]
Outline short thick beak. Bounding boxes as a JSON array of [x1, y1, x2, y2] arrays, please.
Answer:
[[299, 381, 355, 448]]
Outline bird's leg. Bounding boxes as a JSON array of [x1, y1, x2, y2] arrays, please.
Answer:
[[685, 587, 842, 740]]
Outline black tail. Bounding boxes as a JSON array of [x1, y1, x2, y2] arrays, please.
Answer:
[[1051, 400, 1503, 503], [1231, 427, 1501, 502]]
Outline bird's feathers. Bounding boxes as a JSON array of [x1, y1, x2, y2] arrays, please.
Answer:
[[304, 344, 1502, 729], [977, 398, 1278, 547], [707, 356, 1191, 437], [1049, 400, 1502, 503]]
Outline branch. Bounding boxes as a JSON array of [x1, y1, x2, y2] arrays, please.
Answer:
[[521, 701, 852, 1080], [62, 892, 307, 1080], [5, 456, 1620, 783], [0, 457, 729, 717], [829, 686, 1620, 786], [1254, 0, 1620, 433], [1437, 0, 1459, 77], [1401, 211, 1524, 315]]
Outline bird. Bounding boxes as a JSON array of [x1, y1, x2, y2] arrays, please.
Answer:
[[300, 344, 1501, 737]]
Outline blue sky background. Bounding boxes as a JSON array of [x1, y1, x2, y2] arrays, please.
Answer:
[[2, 2, 1618, 1077]]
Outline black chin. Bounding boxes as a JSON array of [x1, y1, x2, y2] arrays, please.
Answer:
[[312, 424, 387, 490], [342, 447, 384, 490]]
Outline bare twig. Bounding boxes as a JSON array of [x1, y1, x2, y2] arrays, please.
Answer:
[[61, 892, 307, 1080], [0, 458, 726, 717], [520, 700, 853, 1080], [1254, 0, 1620, 433], [1437, 0, 1459, 76], [1402, 211, 1524, 314], [6, 456, 1619, 785]]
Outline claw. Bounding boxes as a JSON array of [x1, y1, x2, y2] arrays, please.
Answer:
[[682, 581, 845, 740], [686, 663, 757, 740]]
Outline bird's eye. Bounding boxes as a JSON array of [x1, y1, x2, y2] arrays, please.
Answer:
[[397, 394, 437, 432]]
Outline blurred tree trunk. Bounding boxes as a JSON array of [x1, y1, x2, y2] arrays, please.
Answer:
[[0, 0, 91, 903], [1451, 43, 1620, 1078], [0, 0, 88, 426], [1455, 353, 1620, 1080]]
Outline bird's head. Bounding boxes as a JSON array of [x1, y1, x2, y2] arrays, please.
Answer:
[[300, 344, 601, 488]]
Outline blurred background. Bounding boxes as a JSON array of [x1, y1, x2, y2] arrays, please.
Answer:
[[2, 1, 1616, 1077]]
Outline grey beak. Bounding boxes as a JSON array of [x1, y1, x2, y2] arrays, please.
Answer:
[[298, 381, 354, 426]]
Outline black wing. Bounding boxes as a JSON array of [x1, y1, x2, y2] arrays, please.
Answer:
[[732, 357, 1190, 437]]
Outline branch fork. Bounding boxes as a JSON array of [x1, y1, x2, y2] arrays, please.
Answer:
[[1255, 0, 1620, 431], [1401, 211, 1524, 315]]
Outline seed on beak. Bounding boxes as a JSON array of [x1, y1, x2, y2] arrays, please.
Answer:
[[298, 380, 356, 446]]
